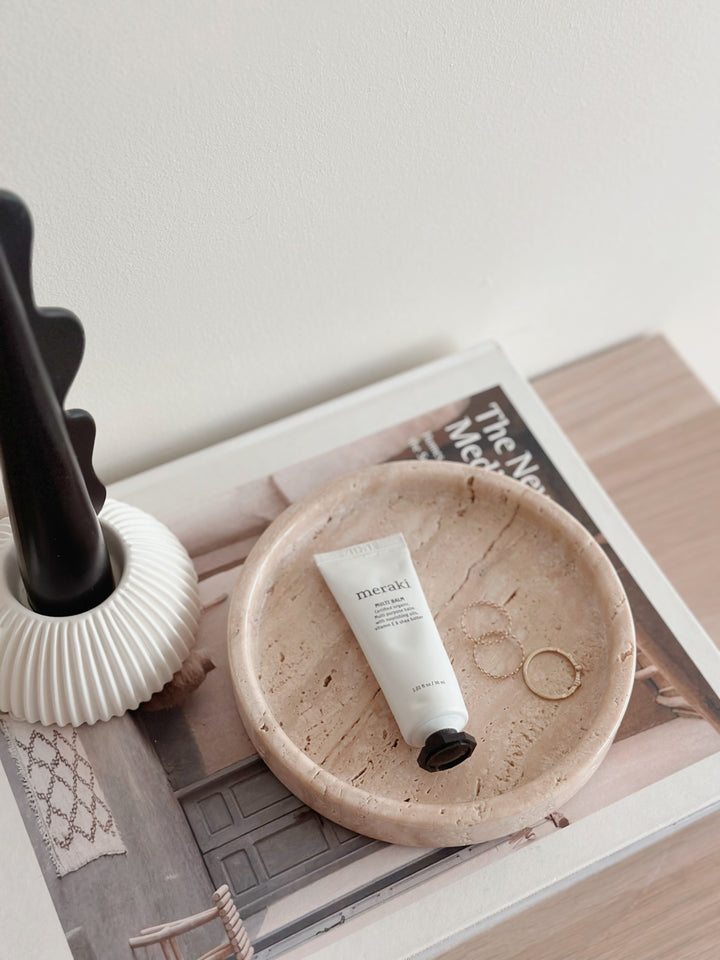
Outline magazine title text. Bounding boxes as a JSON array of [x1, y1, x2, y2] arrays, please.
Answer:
[[408, 400, 546, 494]]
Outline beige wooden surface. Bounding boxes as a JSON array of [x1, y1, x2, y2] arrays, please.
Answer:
[[437, 335, 720, 960]]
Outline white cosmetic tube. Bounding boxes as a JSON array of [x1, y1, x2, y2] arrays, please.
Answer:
[[314, 533, 476, 772]]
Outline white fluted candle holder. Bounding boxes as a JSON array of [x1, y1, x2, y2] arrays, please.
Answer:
[[0, 499, 201, 726]]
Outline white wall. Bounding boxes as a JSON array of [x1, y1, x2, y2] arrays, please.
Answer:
[[2, 1, 719, 480]]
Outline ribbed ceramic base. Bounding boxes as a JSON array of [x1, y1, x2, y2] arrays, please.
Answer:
[[0, 499, 201, 726]]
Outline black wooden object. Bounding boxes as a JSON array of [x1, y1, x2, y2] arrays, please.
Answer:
[[0, 191, 114, 615]]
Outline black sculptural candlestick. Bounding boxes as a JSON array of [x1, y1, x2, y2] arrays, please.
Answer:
[[0, 192, 201, 726], [0, 192, 114, 615]]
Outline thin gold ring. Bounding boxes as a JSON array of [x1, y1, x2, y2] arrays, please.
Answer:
[[473, 634, 525, 679], [522, 647, 582, 701], [461, 600, 512, 643]]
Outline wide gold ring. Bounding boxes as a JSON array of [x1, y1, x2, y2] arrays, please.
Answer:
[[522, 647, 582, 701]]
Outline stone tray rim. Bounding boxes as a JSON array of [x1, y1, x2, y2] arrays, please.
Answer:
[[228, 461, 636, 847]]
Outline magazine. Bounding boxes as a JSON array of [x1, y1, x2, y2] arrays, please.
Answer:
[[1, 343, 719, 960]]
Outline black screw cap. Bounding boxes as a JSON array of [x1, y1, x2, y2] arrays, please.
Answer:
[[417, 728, 477, 772]]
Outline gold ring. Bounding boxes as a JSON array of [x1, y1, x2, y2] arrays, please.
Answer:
[[473, 634, 525, 679], [522, 647, 582, 701]]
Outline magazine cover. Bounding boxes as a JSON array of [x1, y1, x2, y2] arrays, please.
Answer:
[[1, 345, 719, 960]]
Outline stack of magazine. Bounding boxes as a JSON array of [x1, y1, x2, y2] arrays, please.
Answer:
[[2, 342, 719, 960]]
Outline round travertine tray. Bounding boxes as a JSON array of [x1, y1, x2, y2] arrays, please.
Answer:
[[228, 461, 635, 847]]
